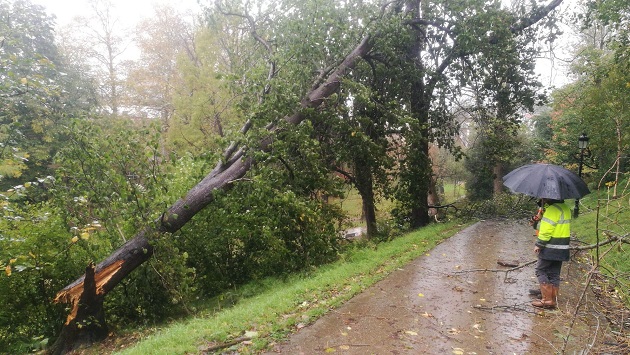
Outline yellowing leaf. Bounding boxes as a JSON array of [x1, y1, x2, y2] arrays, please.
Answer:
[[71, 236, 79, 243], [5, 265, 11, 276], [452, 348, 464, 355], [325, 347, 336, 353], [418, 293, 424, 297], [405, 330, 418, 336], [29, 252, 36, 259], [339, 345, 350, 350], [479, 298, 486, 302], [21, 78, 27, 85], [9, 258, 17, 264], [341, 332, 348, 336], [80, 232, 90, 240]]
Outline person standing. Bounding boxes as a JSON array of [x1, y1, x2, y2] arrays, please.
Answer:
[[531, 198, 572, 308]]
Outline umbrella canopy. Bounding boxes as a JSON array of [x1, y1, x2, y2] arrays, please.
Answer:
[[502, 163, 590, 200]]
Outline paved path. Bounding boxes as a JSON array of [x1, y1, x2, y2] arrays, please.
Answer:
[[265, 219, 614, 354]]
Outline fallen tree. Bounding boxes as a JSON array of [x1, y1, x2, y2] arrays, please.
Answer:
[[48, 0, 567, 352], [48, 35, 374, 354]]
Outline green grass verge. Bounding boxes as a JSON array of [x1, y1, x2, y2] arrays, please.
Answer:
[[116, 221, 468, 354], [568, 191, 630, 305]]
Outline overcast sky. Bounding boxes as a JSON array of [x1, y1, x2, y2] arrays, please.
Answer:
[[34, 0, 202, 27]]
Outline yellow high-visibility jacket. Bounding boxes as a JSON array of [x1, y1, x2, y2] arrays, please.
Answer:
[[535, 202, 571, 261]]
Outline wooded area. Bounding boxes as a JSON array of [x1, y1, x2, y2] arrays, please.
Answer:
[[0, 0, 628, 353]]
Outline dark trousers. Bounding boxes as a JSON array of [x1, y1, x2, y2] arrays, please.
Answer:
[[535, 258, 563, 287]]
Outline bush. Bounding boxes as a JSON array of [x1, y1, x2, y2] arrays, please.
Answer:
[[178, 179, 343, 296], [0, 202, 91, 353]]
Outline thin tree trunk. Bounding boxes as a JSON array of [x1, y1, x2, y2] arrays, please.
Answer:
[[427, 172, 440, 219], [354, 160, 377, 238], [493, 163, 504, 196]]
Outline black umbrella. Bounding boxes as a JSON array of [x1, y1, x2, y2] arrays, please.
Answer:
[[502, 163, 590, 200]]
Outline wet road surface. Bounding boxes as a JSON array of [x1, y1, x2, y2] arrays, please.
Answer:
[[265, 219, 611, 354]]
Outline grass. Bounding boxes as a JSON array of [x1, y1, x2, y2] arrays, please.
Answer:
[[329, 187, 395, 229], [567, 186, 630, 306], [442, 182, 466, 204], [332, 181, 465, 227], [114, 221, 468, 354]]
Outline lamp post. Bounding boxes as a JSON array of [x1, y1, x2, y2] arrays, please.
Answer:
[[574, 133, 589, 217]]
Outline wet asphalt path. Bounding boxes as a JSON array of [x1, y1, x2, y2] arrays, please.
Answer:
[[264, 219, 607, 354]]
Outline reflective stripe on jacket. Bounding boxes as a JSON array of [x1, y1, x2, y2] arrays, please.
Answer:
[[536, 202, 571, 261]]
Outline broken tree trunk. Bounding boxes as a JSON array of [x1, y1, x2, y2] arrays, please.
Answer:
[[49, 35, 373, 354]]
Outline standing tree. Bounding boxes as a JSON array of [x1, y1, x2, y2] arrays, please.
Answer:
[[548, 0, 629, 190], [58, 0, 129, 116], [380, 0, 562, 227], [124, 4, 197, 125]]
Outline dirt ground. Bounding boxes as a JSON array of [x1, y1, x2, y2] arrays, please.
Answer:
[[264, 219, 629, 354]]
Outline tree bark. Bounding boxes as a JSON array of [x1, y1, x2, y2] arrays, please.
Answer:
[[354, 159, 378, 238], [49, 35, 373, 354], [493, 163, 504, 196], [49, 263, 108, 355], [427, 173, 440, 219]]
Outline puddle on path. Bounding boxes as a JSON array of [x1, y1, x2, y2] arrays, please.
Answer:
[[265, 219, 615, 354]]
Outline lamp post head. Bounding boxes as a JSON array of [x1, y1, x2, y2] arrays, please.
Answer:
[[578, 133, 589, 150]]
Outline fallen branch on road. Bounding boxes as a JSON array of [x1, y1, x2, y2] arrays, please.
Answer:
[[473, 303, 538, 315], [454, 232, 628, 276], [453, 260, 536, 274]]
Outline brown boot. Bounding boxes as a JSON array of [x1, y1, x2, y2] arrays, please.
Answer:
[[529, 288, 541, 296], [531, 283, 556, 309]]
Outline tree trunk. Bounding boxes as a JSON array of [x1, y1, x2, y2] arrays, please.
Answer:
[[493, 163, 504, 196], [404, 0, 432, 229], [49, 263, 107, 355], [427, 173, 440, 219], [48, 35, 373, 354], [354, 160, 377, 238], [407, 138, 431, 228]]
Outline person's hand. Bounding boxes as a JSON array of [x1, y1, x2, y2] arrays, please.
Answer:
[[534, 246, 541, 254]]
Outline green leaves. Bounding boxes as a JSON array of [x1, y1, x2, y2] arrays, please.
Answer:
[[0, 0, 97, 190]]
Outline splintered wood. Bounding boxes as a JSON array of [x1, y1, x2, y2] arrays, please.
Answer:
[[54, 260, 124, 324]]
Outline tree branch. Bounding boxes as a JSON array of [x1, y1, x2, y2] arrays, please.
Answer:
[[510, 0, 564, 34], [572, 232, 629, 251]]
